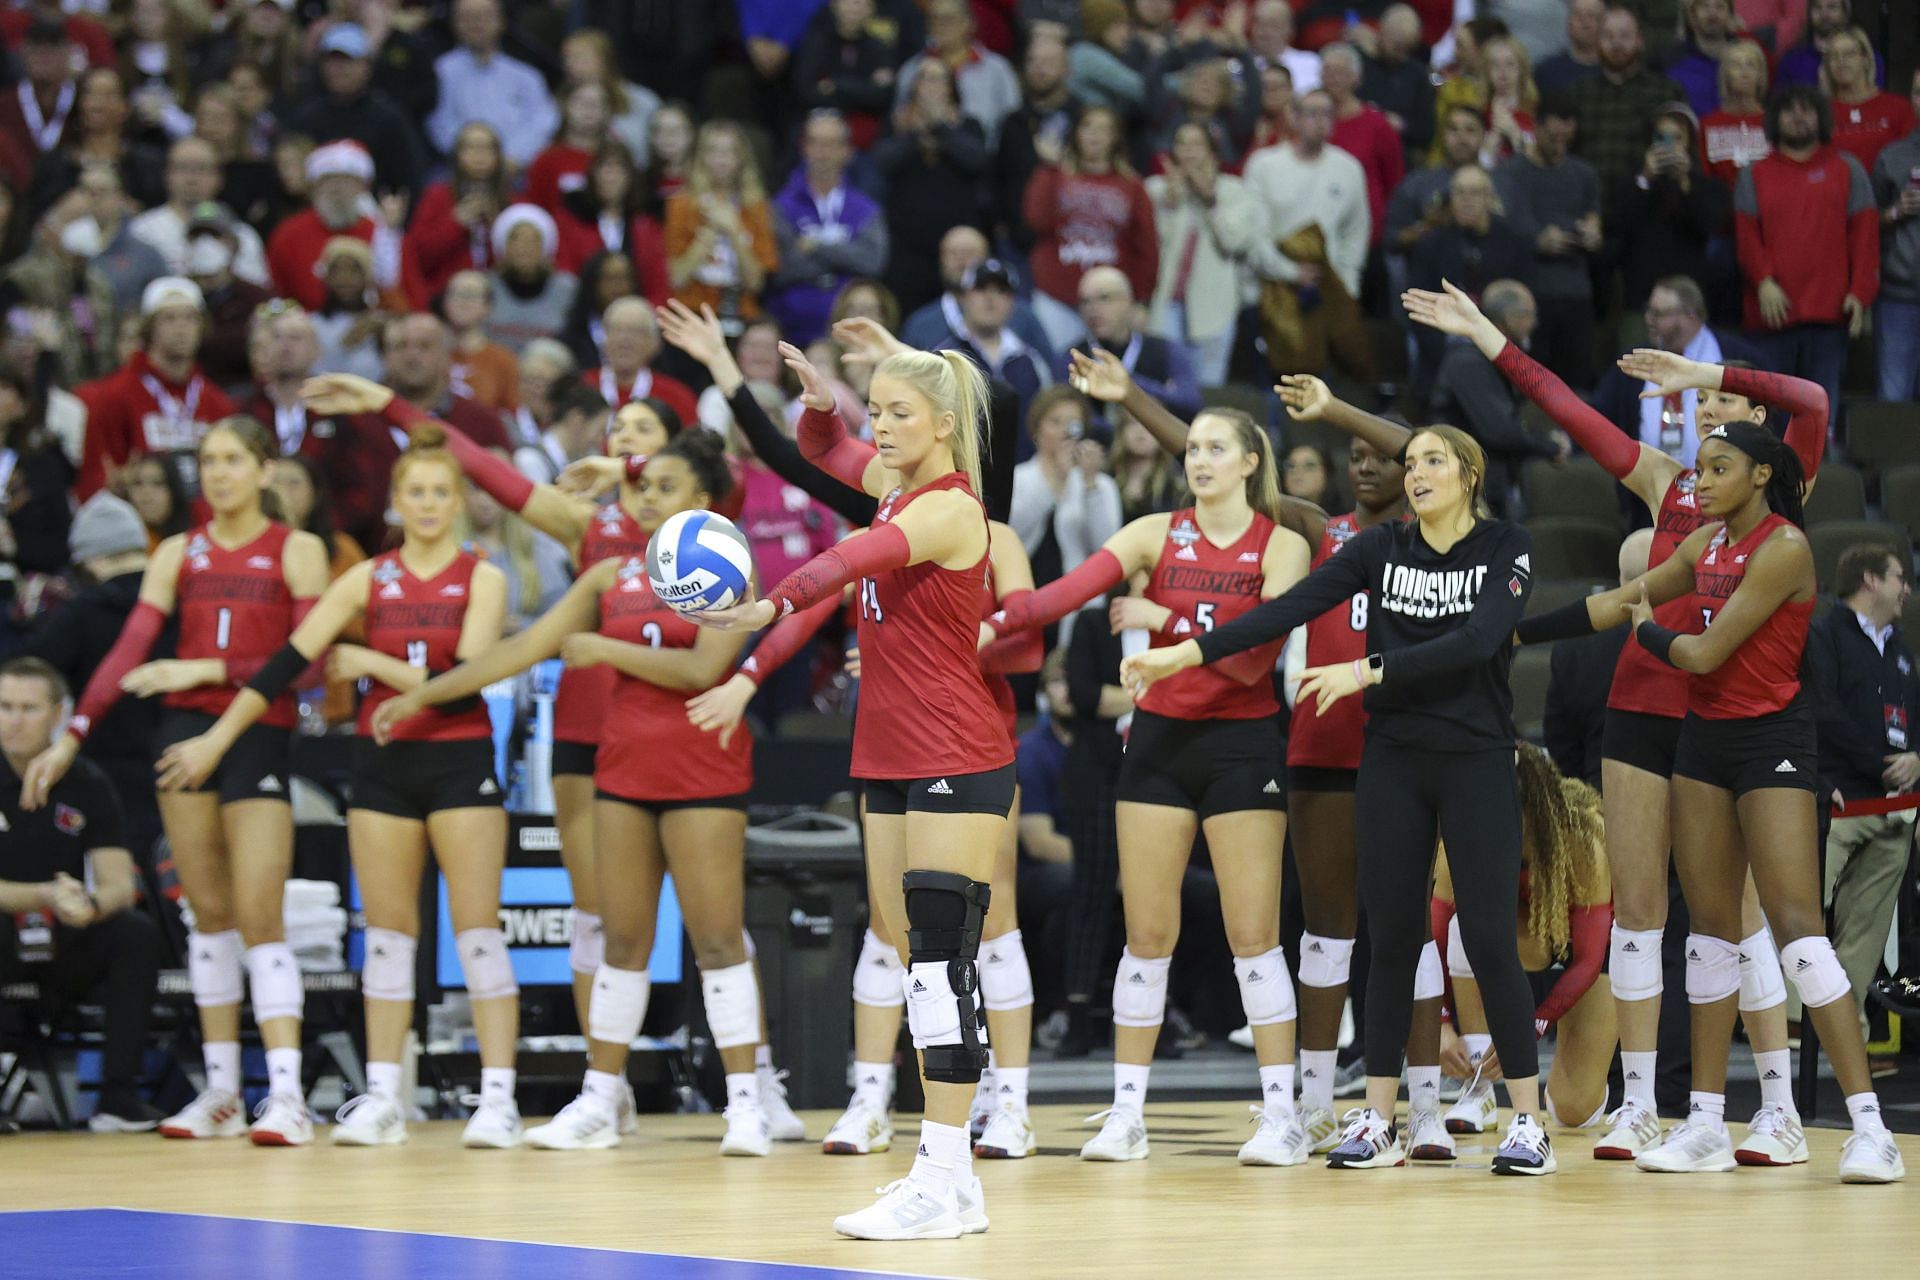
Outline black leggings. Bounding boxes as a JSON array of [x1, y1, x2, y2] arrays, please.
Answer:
[[1354, 741, 1537, 1081]]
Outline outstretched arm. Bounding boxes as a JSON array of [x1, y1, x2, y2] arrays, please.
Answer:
[[1631, 527, 1813, 676], [1068, 346, 1190, 456]]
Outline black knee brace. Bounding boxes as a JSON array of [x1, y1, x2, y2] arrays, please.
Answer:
[[903, 870, 992, 1084]]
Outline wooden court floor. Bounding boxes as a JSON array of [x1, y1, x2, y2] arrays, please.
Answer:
[[3, 1102, 1914, 1279]]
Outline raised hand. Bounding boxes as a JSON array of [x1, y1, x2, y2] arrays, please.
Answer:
[[558, 455, 625, 498], [1277, 373, 1333, 421], [1067, 347, 1131, 403], [780, 341, 837, 412], [831, 316, 910, 371], [1401, 279, 1485, 337], [1617, 348, 1707, 398], [302, 373, 395, 417], [658, 299, 731, 370]]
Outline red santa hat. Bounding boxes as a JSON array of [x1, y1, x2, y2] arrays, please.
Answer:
[[306, 140, 375, 184]]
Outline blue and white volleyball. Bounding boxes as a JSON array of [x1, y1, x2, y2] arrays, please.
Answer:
[[646, 510, 755, 613]]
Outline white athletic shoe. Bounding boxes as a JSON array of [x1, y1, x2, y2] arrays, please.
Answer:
[[1299, 1105, 1342, 1154], [1735, 1104, 1809, 1167], [462, 1096, 523, 1149], [1838, 1129, 1906, 1184], [1325, 1107, 1404, 1169], [1237, 1105, 1311, 1166], [1227, 1024, 1256, 1050], [833, 1178, 966, 1240], [968, 1073, 996, 1140], [1635, 1117, 1736, 1173], [974, 1103, 1036, 1159], [1593, 1096, 1663, 1160], [954, 1174, 989, 1234], [1407, 1107, 1457, 1161], [249, 1092, 314, 1147], [720, 1099, 773, 1157], [616, 1079, 639, 1136], [822, 1097, 892, 1154], [157, 1087, 246, 1140], [329, 1093, 407, 1146], [759, 1070, 807, 1141], [1490, 1113, 1556, 1176], [525, 1092, 621, 1150], [1445, 1065, 1499, 1135], [1079, 1107, 1149, 1161]]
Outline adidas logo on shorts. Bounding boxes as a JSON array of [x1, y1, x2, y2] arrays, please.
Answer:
[[927, 779, 954, 795], [1262, 780, 1280, 794], [258, 776, 283, 793], [479, 778, 498, 795], [1775, 760, 1796, 773]]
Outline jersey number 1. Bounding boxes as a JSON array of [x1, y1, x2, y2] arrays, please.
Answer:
[[215, 607, 232, 650]]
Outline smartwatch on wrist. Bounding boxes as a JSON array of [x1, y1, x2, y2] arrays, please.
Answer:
[[1365, 653, 1385, 684]]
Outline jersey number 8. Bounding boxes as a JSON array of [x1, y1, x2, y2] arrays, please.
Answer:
[[1349, 593, 1368, 632]]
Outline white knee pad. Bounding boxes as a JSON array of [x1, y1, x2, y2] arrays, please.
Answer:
[[904, 960, 985, 1053], [1546, 1083, 1609, 1129], [1296, 933, 1354, 989], [457, 928, 519, 1001], [1737, 927, 1786, 1013], [1684, 934, 1741, 1005], [980, 930, 1035, 1012], [569, 910, 604, 977], [1233, 946, 1297, 1026], [1780, 936, 1852, 1010], [1446, 914, 1475, 980], [187, 929, 244, 1008], [701, 960, 762, 1049], [245, 942, 304, 1023], [587, 965, 651, 1045], [1111, 949, 1172, 1028], [1414, 939, 1445, 1001], [360, 927, 417, 1002], [852, 927, 906, 1008], [1610, 925, 1664, 1003]]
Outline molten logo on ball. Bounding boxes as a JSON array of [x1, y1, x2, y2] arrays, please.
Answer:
[[646, 509, 756, 613]]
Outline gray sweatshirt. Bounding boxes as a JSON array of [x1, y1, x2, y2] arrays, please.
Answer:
[[1873, 132, 1920, 304]]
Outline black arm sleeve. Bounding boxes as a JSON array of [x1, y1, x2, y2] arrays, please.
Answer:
[[982, 376, 1017, 524], [728, 385, 877, 526], [1065, 603, 1118, 719], [1379, 526, 1534, 686], [1195, 525, 1379, 662]]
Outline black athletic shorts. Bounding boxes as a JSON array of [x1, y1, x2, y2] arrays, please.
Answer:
[[594, 787, 750, 815], [155, 709, 291, 806], [551, 740, 597, 778], [1601, 708, 1684, 778], [865, 763, 1016, 817], [1672, 697, 1819, 797], [1288, 765, 1358, 794], [1119, 710, 1287, 819], [351, 738, 503, 820]]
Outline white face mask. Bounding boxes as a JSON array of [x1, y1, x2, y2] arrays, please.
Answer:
[[186, 236, 234, 276], [59, 215, 103, 258]]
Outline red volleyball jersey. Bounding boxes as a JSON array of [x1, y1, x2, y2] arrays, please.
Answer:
[[358, 550, 493, 742], [1608, 469, 1712, 718], [1288, 511, 1370, 769], [170, 522, 297, 727], [1687, 513, 1813, 720], [980, 568, 1018, 746], [851, 473, 1014, 781], [593, 555, 754, 801], [554, 502, 652, 745], [1138, 509, 1282, 722]]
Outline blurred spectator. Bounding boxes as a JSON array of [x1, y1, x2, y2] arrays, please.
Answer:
[[1407, 166, 1529, 375], [524, 81, 613, 220], [1871, 72, 1920, 401], [767, 111, 890, 346], [1426, 16, 1504, 165], [1477, 0, 1571, 64], [1823, 26, 1914, 173], [129, 137, 270, 286], [1611, 105, 1733, 313], [1775, 0, 1882, 88], [513, 376, 609, 485], [895, 0, 1022, 149], [1736, 0, 1803, 54], [464, 483, 571, 631], [441, 270, 519, 412], [182, 205, 272, 389], [1664, 0, 1745, 117], [696, 317, 793, 432], [190, 84, 282, 236], [0, 20, 81, 166], [2, 204, 120, 386], [1427, 279, 1569, 515], [793, 0, 901, 150], [237, 303, 344, 461], [308, 238, 388, 381], [402, 123, 509, 308], [1010, 384, 1122, 593], [266, 452, 365, 722], [1024, 106, 1158, 355], [1592, 275, 1758, 467], [663, 121, 778, 334], [1145, 123, 1257, 387], [1322, 42, 1404, 245], [560, 28, 661, 168], [736, 0, 828, 89], [123, 454, 191, 547], [1065, 1, 1147, 118], [0, 1, 113, 67], [63, 163, 168, 315], [560, 249, 638, 367], [1568, 8, 1687, 193], [196, 0, 303, 102], [1109, 408, 1185, 519], [1357, 4, 1436, 161], [1245, 0, 1322, 93], [589, 297, 697, 422], [1735, 84, 1877, 413], [331, 0, 440, 124], [31, 67, 166, 215], [1478, 35, 1539, 167], [553, 143, 669, 304], [1495, 95, 1601, 387], [1282, 442, 1337, 508], [1385, 105, 1487, 261], [1700, 39, 1772, 186], [1070, 265, 1201, 423], [117, 0, 200, 147], [507, 338, 577, 446], [281, 23, 422, 195], [641, 103, 696, 217], [1154, 57, 1251, 173], [1543, 530, 1647, 787], [265, 140, 398, 312], [74, 276, 236, 500], [935, 258, 1052, 458], [875, 62, 991, 314], [1534, 0, 1605, 95], [0, 362, 73, 577], [899, 224, 1055, 356], [995, 27, 1081, 255], [1245, 64, 1295, 155], [427, 0, 559, 172], [486, 203, 577, 354], [1015, 659, 1073, 865]]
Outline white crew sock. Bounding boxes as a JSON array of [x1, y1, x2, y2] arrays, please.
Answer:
[[754, 1043, 773, 1072], [1463, 1033, 1493, 1066], [1298, 1048, 1337, 1112], [1258, 1064, 1296, 1115], [265, 1047, 301, 1099], [1407, 1065, 1441, 1114], [1621, 1051, 1658, 1107], [909, 1119, 969, 1193], [204, 1041, 241, 1097], [480, 1067, 515, 1107], [851, 1061, 892, 1109], [366, 1061, 402, 1101], [1688, 1090, 1726, 1132], [1753, 1048, 1794, 1112], [583, 1069, 623, 1107], [724, 1071, 758, 1111], [1845, 1091, 1887, 1135], [1113, 1062, 1150, 1114], [995, 1066, 1029, 1112]]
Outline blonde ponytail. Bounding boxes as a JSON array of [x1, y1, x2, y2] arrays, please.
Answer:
[[874, 348, 989, 495]]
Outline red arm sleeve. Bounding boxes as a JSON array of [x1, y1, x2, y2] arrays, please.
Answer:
[[796, 406, 878, 491], [384, 396, 534, 510], [978, 591, 1043, 674], [1126, 182, 1159, 301], [738, 595, 839, 686], [766, 522, 913, 616], [1717, 365, 1828, 479], [67, 601, 167, 741], [1533, 903, 1614, 1031], [1493, 342, 1641, 479], [986, 549, 1126, 636]]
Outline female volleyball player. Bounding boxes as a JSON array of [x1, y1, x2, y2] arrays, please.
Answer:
[[23, 418, 330, 1146], [1125, 426, 1558, 1175], [1434, 744, 1616, 1136], [153, 435, 524, 1149], [689, 341, 1012, 1240], [369, 432, 779, 1156], [1515, 424, 1902, 1183], [1406, 281, 1824, 1164], [980, 407, 1315, 1167]]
